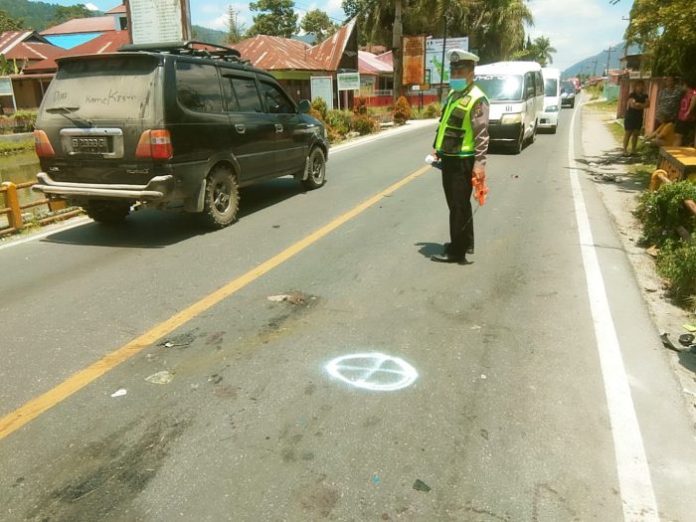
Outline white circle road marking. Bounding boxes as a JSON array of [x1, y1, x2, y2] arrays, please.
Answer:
[[325, 353, 418, 391]]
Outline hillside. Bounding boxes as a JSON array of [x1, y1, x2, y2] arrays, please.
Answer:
[[0, 0, 227, 45], [562, 43, 631, 78], [0, 0, 65, 31]]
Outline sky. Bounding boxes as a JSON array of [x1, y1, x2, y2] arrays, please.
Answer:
[[48, 0, 633, 71]]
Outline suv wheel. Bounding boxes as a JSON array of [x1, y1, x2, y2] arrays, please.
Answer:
[[202, 166, 240, 228], [86, 201, 130, 224], [302, 148, 326, 190]]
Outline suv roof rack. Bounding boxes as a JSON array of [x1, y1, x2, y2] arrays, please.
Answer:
[[119, 40, 248, 64]]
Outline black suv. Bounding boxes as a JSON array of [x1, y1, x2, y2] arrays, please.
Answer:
[[32, 41, 329, 227]]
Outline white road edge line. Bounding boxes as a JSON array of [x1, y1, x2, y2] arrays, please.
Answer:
[[568, 103, 659, 520], [0, 120, 437, 252], [0, 217, 92, 252]]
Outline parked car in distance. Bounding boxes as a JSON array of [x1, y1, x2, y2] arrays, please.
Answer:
[[560, 80, 577, 108], [539, 67, 561, 133], [475, 61, 544, 153], [32, 41, 329, 228]]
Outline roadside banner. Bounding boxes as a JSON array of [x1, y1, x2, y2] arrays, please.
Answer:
[[311, 76, 334, 110], [426, 36, 469, 85], [127, 0, 192, 45], [402, 36, 426, 86], [337, 72, 360, 91]]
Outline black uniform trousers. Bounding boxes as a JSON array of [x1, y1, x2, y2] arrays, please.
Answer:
[[441, 155, 475, 257]]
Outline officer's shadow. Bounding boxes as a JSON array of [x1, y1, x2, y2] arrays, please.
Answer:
[[415, 242, 445, 258]]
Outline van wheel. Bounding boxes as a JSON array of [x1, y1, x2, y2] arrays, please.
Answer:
[[302, 147, 326, 190], [530, 122, 538, 143], [86, 201, 130, 224], [202, 165, 240, 228], [513, 131, 524, 154], [551, 125, 558, 134]]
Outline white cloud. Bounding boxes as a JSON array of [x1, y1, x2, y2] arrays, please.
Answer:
[[84, 2, 99, 11], [527, 0, 632, 70]]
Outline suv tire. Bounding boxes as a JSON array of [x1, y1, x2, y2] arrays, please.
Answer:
[[202, 165, 240, 228], [302, 147, 326, 190], [86, 201, 130, 224]]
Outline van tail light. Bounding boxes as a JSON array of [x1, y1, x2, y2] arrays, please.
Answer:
[[135, 129, 173, 160], [34, 130, 55, 158]]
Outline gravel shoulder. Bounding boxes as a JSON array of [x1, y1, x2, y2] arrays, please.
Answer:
[[580, 103, 696, 422]]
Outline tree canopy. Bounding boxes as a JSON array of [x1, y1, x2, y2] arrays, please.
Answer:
[[301, 9, 337, 42], [0, 9, 24, 32], [48, 4, 94, 27], [625, 0, 696, 83], [247, 0, 298, 38], [515, 35, 557, 66]]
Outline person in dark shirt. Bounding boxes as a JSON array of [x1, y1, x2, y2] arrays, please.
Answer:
[[623, 80, 649, 156]]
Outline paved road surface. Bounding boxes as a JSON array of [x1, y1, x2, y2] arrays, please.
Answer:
[[2, 108, 695, 521]]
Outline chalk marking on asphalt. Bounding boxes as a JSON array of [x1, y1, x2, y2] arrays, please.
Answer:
[[0, 165, 430, 441], [568, 103, 659, 520]]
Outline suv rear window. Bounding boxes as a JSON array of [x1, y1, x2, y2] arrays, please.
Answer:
[[176, 61, 223, 113], [46, 56, 158, 120]]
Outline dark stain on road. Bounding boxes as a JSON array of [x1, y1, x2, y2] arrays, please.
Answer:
[[27, 415, 190, 522], [299, 481, 339, 519], [531, 483, 579, 522], [463, 501, 510, 521]]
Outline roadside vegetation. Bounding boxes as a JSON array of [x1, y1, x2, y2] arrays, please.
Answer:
[[0, 138, 34, 156], [0, 110, 36, 134]]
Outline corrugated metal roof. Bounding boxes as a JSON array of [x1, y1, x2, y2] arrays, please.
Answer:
[[0, 31, 60, 63], [376, 51, 392, 66], [359, 51, 392, 75], [24, 31, 130, 73], [41, 16, 117, 36], [307, 18, 356, 71], [233, 35, 326, 71], [106, 4, 127, 14], [0, 31, 33, 56]]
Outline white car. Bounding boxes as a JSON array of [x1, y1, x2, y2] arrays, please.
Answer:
[[475, 61, 544, 153], [539, 67, 561, 133]]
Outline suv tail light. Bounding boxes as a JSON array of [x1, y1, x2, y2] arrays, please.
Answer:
[[34, 130, 55, 158], [136, 129, 173, 160]]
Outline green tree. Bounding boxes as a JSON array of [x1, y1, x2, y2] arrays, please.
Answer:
[[48, 4, 94, 27], [515, 35, 556, 66], [0, 9, 24, 32], [247, 0, 298, 38], [300, 9, 337, 42], [625, 0, 696, 83], [227, 5, 246, 44]]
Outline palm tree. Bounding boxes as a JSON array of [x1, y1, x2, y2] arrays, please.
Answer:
[[532, 36, 557, 66]]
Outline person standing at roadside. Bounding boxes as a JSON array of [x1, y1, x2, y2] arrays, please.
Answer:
[[656, 76, 683, 126], [623, 80, 649, 156], [675, 80, 696, 146], [430, 49, 489, 265]]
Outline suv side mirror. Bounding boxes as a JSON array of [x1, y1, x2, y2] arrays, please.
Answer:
[[298, 100, 311, 114]]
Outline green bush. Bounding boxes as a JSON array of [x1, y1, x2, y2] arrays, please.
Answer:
[[311, 98, 328, 121], [352, 96, 369, 115], [350, 113, 378, 135], [325, 110, 352, 136], [656, 240, 696, 306], [393, 96, 412, 125], [424, 102, 441, 119], [0, 110, 37, 134], [636, 181, 696, 246]]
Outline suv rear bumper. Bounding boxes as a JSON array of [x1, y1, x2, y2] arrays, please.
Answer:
[[32, 172, 175, 200]]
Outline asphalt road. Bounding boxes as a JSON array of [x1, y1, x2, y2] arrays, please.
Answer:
[[2, 108, 696, 522]]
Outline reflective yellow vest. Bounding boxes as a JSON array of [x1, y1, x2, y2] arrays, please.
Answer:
[[435, 85, 488, 157]]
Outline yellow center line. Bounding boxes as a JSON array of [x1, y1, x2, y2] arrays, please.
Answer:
[[0, 165, 430, 441]]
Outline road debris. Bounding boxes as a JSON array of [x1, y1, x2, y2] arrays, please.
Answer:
[[659, 333, 696, 353], [646, 245, 659, 258], [110, 389, 127, 398], [267, 291, 313, 305], [683, 324, 696, 333], [678, 334, 695, 347], [158, 331, 196, 349], [145, 370, 174, 384], [412, 479, 431, 492], [371, 474, 381, 485]]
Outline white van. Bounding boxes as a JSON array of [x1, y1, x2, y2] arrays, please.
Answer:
[[540, 67, 561, 133], [475, 61, 544, 153]]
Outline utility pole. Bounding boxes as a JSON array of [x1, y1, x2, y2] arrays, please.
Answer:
[[605, 46, 614, 76], [392, 0, 403, 103], [439, 13, 448, 102], [592, 58, 599, 77]]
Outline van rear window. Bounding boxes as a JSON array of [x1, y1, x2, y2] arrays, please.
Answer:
[[544, 79, 558, 97], [45, 56, 158, 120], [476, 74, 523, 101]]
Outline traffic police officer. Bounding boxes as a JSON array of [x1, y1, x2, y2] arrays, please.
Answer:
[[431, 49, 489, 264]]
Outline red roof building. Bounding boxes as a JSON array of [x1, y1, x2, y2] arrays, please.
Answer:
[[40, 16, 120, 36]]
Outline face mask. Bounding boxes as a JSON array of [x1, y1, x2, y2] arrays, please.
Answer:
[[450, 78, 468, 91]]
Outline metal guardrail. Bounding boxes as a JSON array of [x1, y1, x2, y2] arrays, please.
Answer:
[[0, 181, 82, 237]]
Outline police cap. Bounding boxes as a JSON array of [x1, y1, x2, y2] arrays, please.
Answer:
[[448, 49, 479, 70]]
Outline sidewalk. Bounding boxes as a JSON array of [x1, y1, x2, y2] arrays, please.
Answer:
[[580, 103, 696, 417]]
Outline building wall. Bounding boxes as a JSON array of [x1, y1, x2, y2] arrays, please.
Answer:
[[12, 78, 43, 109]]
